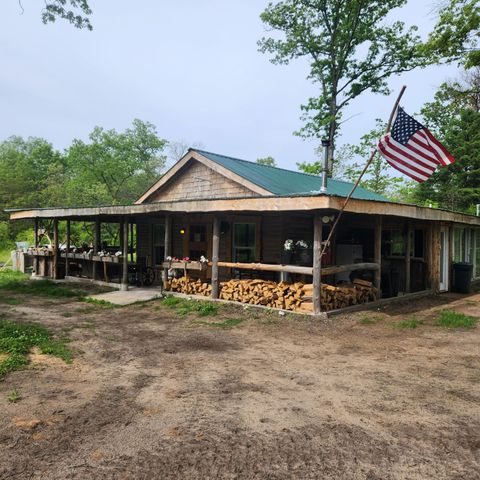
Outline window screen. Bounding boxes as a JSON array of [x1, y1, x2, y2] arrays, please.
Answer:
[[233, 223, 256, 262]]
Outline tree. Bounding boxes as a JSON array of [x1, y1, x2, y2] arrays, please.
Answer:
[[0, 136, 64, 244], [256, 156, 277, 167], [168, 140, 206, 164], [258, 0, 428, 173], [41, 0, 92, 30], [424, 0, 480, 68], [64, 119, 167, 206], [411, 70, 480, 212]]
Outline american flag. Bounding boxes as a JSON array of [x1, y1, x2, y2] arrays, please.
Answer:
[[377, 107, 455, 182]]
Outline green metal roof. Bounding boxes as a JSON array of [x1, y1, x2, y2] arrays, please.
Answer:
[[193, 149, 390, 202]]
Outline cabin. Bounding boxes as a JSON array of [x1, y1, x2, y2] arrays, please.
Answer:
[[7, 148, 480, 314]]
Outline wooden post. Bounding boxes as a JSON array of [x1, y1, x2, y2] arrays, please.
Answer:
[[405, 222, 412, 294], [431, 224, 441, 293], [34, 218, 39, 275], [211, 216, 220, 299], [121, 218, 129, 290], [65, 220, 70, 277], [53, 219, 59, 279], [92, 218, 100, 280], [130, 222, 134, 262], [313, 214, 323, 314], [374, 216, 382, 299], [162, 215, 172, 284], [425, 223, 433, 289]]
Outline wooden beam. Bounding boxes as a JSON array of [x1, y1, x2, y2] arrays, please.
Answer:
[[53, 219, 59, 279], [121, 218, 129, 290], [405, 222, 412, 293], [163, 215, 172, 284], [65, 220, 70, 277], [34, 218, 39, 275], [374, 216, 382, 299], [216, 261, 379, 276], [313, 215, 322, 314], [92, 218, 100, 280], [211, 216, 220, 299]]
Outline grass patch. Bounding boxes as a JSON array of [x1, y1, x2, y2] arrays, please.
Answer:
[[197, 318, 243, 329], [161, 296, 182, 308], [396, 317, 423, 329], [0, 270, 82, 298], [80, 297, 118, 308], [61, 312, 73, 318], [0, 297, 24, 305], [0, 319, 72, 379], [8, 388, 21, 403], [436, 310, 477, 329], [359, 315, 383, 325], [160, 296, 219, 317]]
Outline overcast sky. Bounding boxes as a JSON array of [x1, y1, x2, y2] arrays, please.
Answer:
[[1, 0, 459, 171]]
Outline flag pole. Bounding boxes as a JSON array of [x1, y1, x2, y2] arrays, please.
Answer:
[[320, 85, 407, 257]]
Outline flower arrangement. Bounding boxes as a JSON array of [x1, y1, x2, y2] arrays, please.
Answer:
[[200, 255, 209, 264], [295, 240, 310, 249], [283, 239, 294, 251]]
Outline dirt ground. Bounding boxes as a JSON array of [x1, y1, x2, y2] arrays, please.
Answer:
[[0, 286, 479, 480]]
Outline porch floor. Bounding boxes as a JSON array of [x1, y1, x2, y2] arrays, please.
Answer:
[[87, 287, 163, 306]]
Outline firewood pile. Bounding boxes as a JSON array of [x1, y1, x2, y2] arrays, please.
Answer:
[[164, 276, 377, 312], [164, 277, 212, 296]]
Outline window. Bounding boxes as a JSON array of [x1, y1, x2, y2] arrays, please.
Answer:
[[188, 224, 207, 260], [152, 224, 165, 265], [410, 229, 424, 258], [233, 223, 256, 262], [453, 228, 465, 263], [384, 229, 405, 256]]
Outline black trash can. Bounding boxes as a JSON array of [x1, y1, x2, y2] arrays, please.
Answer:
[[452, 262, 473, 294]]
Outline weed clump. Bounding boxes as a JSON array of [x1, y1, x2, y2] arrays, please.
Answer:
[[436, 310, 477, 329], [0, 319, 72, 379]]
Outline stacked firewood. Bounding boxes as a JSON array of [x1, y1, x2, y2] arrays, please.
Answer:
[[164, 277, 212, 297], [164, 276, 377, 312], [219, 279, 306, 310]]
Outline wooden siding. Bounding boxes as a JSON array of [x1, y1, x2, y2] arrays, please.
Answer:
[[148, 161, 256, 202]]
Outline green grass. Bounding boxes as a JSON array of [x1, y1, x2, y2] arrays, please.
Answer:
[[0, 270, 81, 298], [197, 318, 243, 329], [436, 310, 477, 329], [8, 388, 21, 403], [0, 297, 24, 305], [396, 318, 423, 329], [160, 296, 219, 317], [61, 312, 73, 318], [0, 319, 72, 379], [0, 249, 11, 265], [80, 297, 119, 308], [359, 315, 383, 325]]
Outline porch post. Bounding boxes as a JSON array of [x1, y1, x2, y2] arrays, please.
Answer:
[[374, 216, 382, 299], [121, 217, 129, 290], [405, 222, 412, 293], [313, 214, 323, 314], [130, 222, 134, 262], [431, 224, 441, 293], [163, 215, 172, 285], [92, 218, 100, 280], [53, 218, 59, 279], [211, 216, 220, 299], [65, 220, 70, 277], [34, 218, 39, 275]]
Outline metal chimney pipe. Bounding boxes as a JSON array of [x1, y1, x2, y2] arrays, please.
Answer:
[[320, 138, 330, 192]]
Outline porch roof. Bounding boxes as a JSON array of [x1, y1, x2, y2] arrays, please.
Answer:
[[6, 193, 480, 226]]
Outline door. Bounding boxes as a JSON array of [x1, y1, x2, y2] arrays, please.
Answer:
[[439, 227, 449, 292]]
